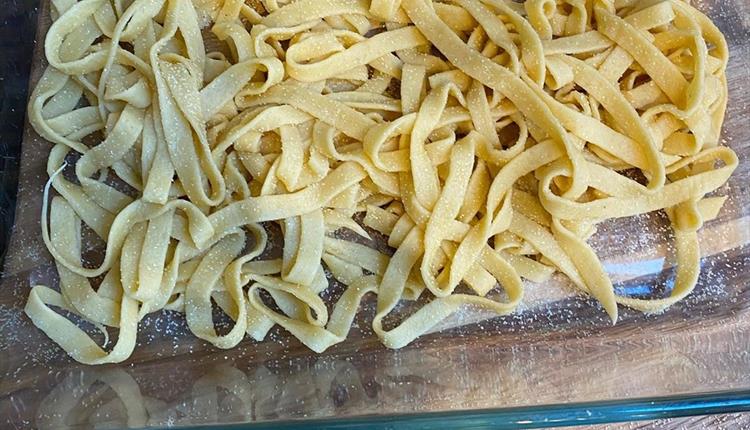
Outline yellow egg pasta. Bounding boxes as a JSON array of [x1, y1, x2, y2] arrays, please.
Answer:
[[25, 0, 736, 364]]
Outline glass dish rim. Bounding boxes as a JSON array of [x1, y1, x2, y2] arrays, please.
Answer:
[[158, 389, 750, 429]]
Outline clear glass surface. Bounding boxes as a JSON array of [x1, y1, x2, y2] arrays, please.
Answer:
[[1, 0, 749, 428]]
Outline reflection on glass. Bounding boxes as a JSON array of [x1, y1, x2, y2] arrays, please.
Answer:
[[32, 327, 750, 430]]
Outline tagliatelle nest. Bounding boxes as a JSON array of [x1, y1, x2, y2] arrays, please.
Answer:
[[26, 0, 736, 364]]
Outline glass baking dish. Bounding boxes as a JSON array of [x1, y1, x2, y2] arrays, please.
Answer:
[[1, 0, 749, 428]]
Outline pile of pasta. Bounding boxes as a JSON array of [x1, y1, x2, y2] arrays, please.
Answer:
[[25, 0, 736, 364]]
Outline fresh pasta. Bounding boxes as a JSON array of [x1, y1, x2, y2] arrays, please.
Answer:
[[25, 0, 736, 363]]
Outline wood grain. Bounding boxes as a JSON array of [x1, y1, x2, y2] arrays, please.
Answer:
[[1, 1, 749, 429], [568, 413, 750, 430]]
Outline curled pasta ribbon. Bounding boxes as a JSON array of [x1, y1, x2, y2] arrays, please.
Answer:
[[26, 0, 736, 363]]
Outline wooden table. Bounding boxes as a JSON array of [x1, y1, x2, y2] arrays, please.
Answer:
[[574, 413, 750, 429]]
